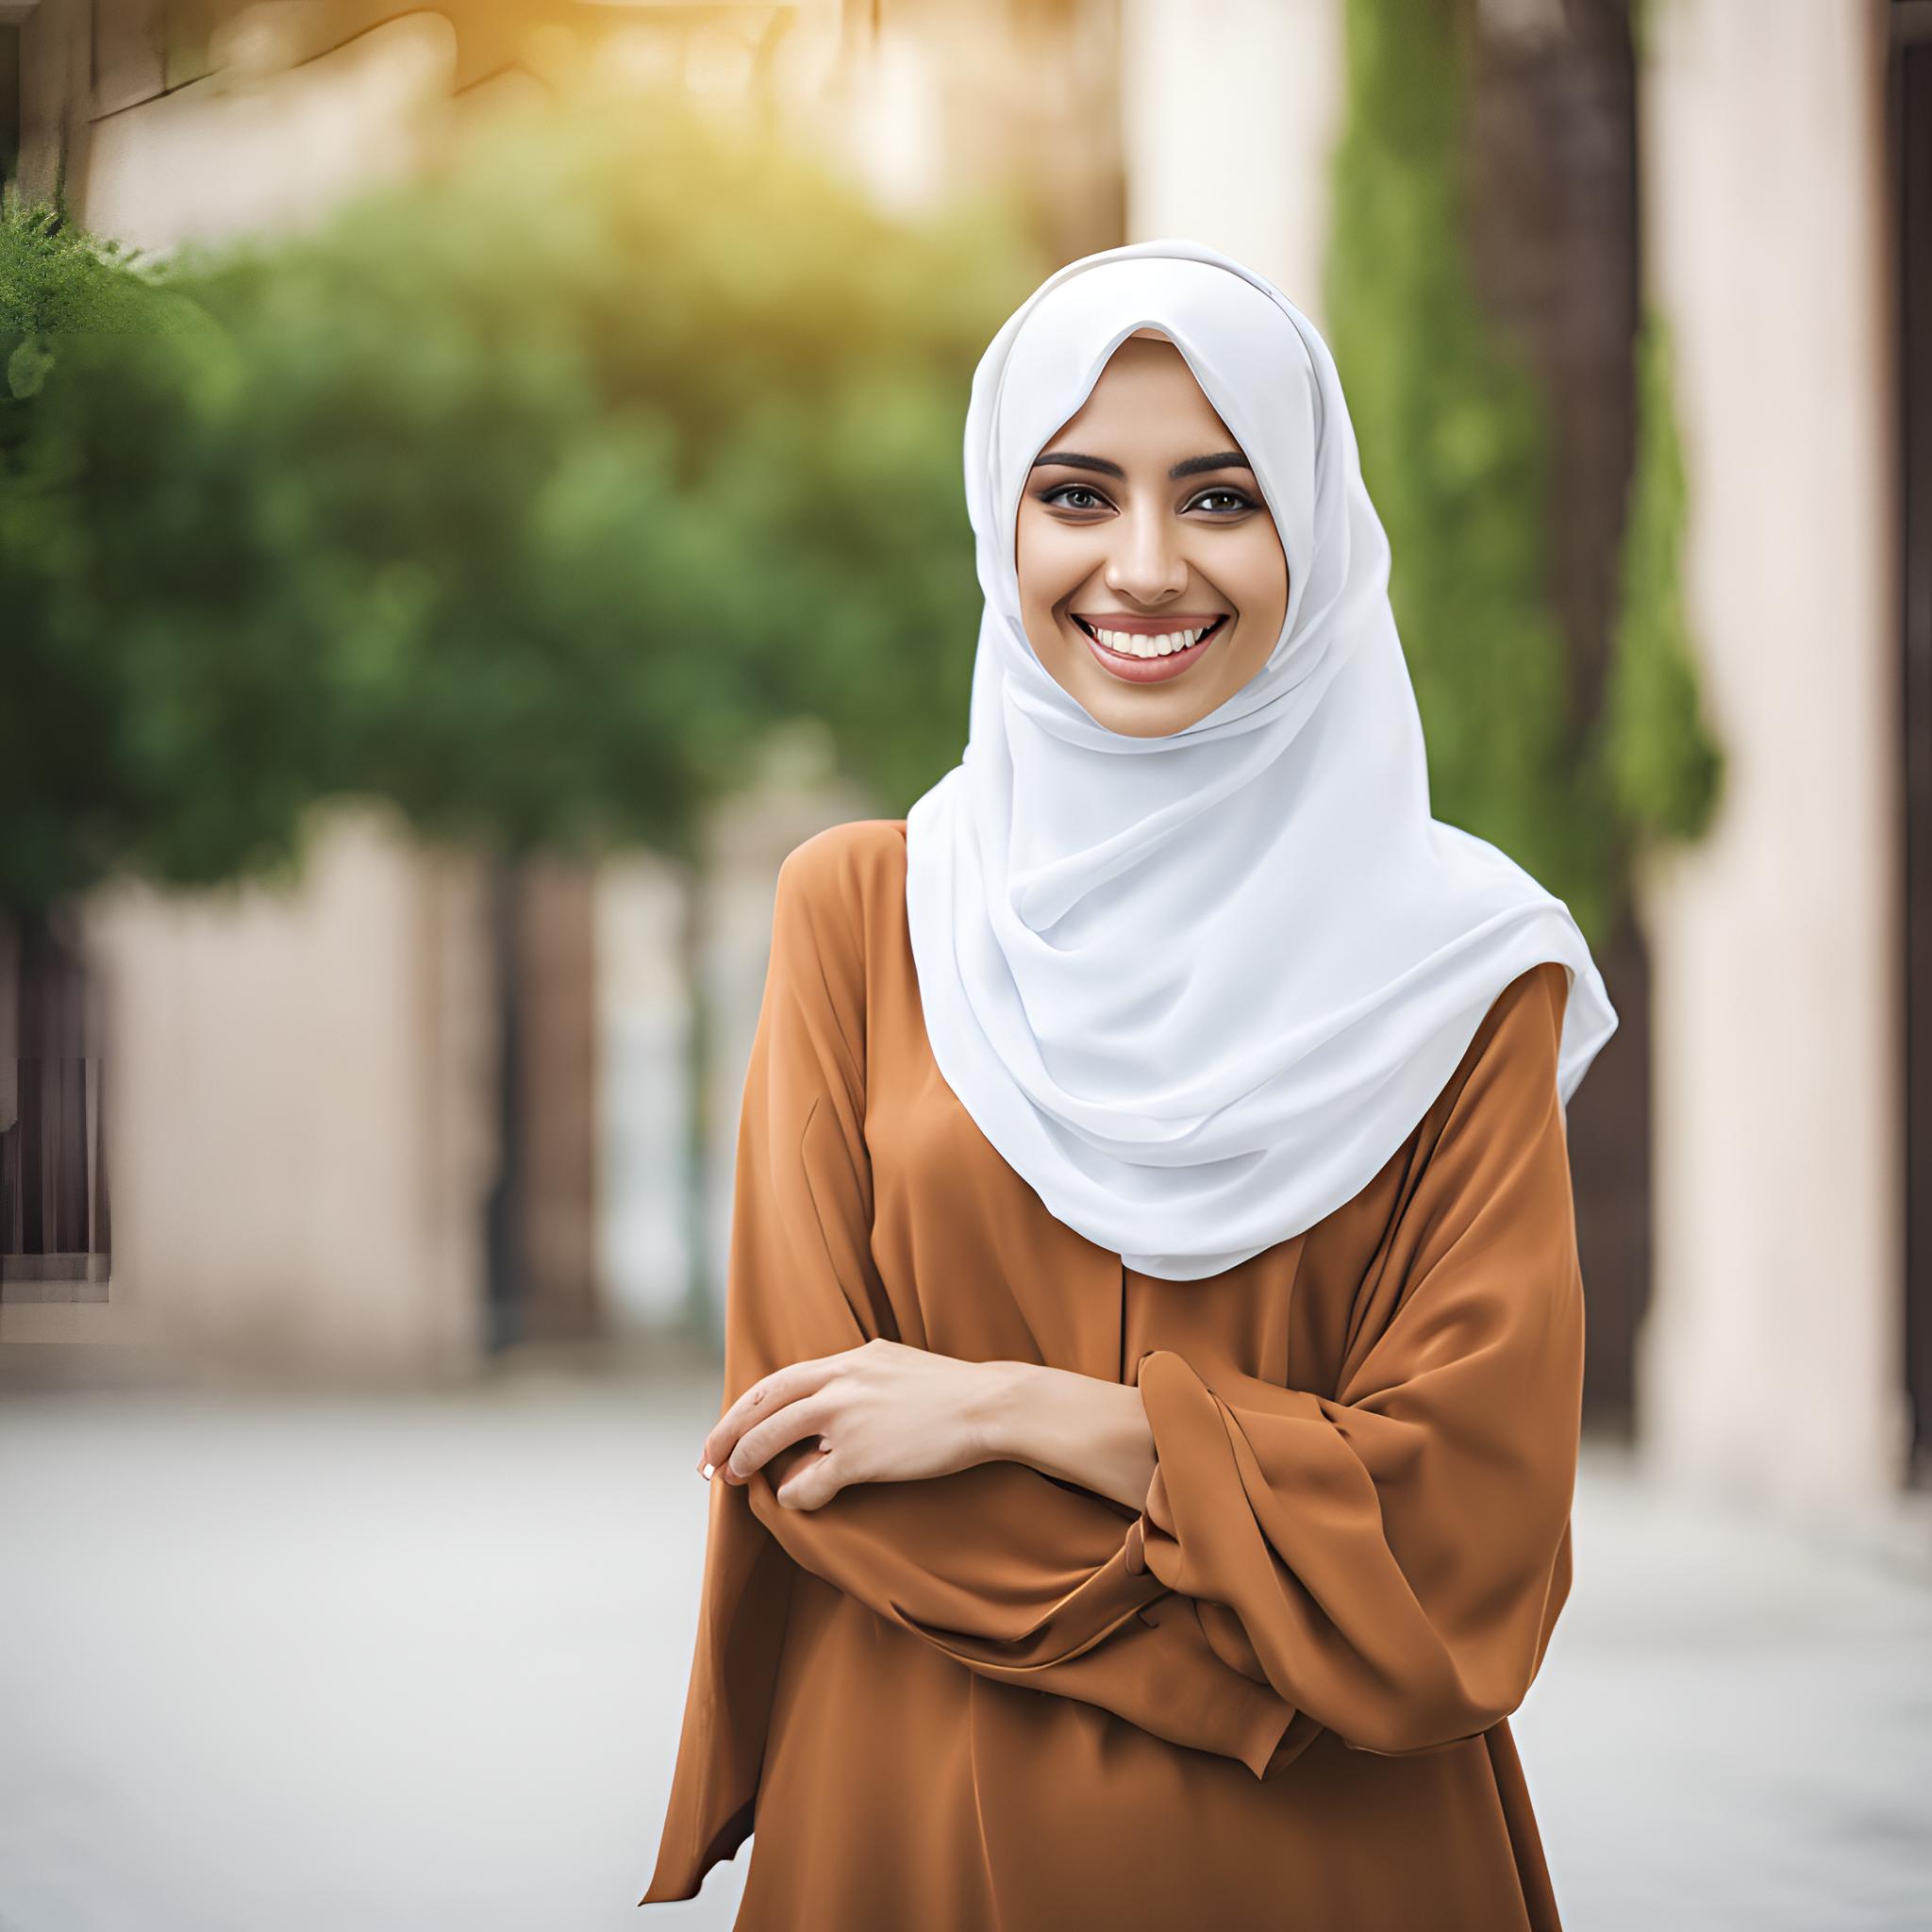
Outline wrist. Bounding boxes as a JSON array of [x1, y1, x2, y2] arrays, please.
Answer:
[[974, 1358, 1042, 1465]]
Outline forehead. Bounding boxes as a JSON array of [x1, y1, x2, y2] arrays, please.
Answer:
[[1050, 332, 1237, 445]]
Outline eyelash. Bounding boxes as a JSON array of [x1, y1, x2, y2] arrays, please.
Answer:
[[1039, 483, 1257, 517]]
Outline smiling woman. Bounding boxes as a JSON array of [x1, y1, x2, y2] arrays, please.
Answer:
[[641, 241, 1619, 1931], [1017, 327, 1289, 725]]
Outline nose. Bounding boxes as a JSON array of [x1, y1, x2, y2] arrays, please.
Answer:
[[1103, 503, 1189, 606]]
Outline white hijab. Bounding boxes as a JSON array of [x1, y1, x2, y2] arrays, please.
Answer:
[[903, 240, 1618, 1281]]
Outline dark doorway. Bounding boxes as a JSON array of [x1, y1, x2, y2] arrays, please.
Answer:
[[1892, 0, 1932, 1486], [481, 850, 601, 1353], [0, 906, 111, 1302]]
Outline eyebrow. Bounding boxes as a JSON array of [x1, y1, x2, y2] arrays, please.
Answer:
[[1029, 449, 1255, 481]]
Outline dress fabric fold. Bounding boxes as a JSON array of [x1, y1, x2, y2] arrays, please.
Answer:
[[641, 819, 1583, 1931]]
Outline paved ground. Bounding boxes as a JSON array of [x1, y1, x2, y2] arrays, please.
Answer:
[[2, 1361, 1928, 1931]]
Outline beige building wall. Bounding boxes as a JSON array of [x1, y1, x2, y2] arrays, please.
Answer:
[[1119, 0, 1343, 324], [12, 803, 497, 1380], [80, 10, 462, 254], [1634, 0, 1906, 1507]]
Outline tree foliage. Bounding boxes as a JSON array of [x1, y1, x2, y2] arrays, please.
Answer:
[[1603, 305, 1724, 846], [1327, 0, 1721, 948], [0, 96, 1041, 915]]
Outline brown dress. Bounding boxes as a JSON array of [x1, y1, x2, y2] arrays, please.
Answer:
[[641, 817, 1583, 1930]]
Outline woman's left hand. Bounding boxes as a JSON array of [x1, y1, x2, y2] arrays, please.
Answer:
[[699, 1338, 1005, 1512]]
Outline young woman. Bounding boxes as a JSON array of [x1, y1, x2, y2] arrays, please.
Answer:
[[640, 240, 1619, 1930]]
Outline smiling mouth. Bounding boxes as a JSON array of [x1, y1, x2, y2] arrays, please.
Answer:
[[1071, 613, 1229, 661]]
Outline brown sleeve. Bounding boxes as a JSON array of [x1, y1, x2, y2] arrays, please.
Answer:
[[1123, 961, 1587, 1762], [709, 830, 1297, 1771]]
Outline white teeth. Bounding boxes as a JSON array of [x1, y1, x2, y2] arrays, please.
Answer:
[[1093, 623, 1212, 659]]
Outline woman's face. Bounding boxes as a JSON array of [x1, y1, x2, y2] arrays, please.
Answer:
[[1013, 330, 1289, 738]]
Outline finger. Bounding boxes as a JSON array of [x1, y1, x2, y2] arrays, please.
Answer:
[[703, 1355, 845, 1466], [726, 1395, 834, 1481], [707, 1374, 814, 1470], [774, 1445, 841, 1511]]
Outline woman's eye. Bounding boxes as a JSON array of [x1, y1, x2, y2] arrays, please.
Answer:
[[1191, 489, 1257, 514], [1042, 483, 1108, 511]]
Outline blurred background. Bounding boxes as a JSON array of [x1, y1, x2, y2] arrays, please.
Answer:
[[1, 0, 1929, 1925]]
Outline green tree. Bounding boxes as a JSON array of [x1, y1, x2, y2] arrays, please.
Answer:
[[1327, 0, 1721, 948], [0, 95, 1041, 919], [1602, 305, 1723, 846]]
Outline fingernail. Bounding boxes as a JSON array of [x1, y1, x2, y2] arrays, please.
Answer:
[[700, 1462, 713, 1480]]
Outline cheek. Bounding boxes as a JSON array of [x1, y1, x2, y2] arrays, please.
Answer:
[[1015, 514, 1093, 612], [1227, 531, 1289, 622]]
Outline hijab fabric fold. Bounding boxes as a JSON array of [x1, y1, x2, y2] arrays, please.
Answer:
[[903, 240, 1618, 1280]]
